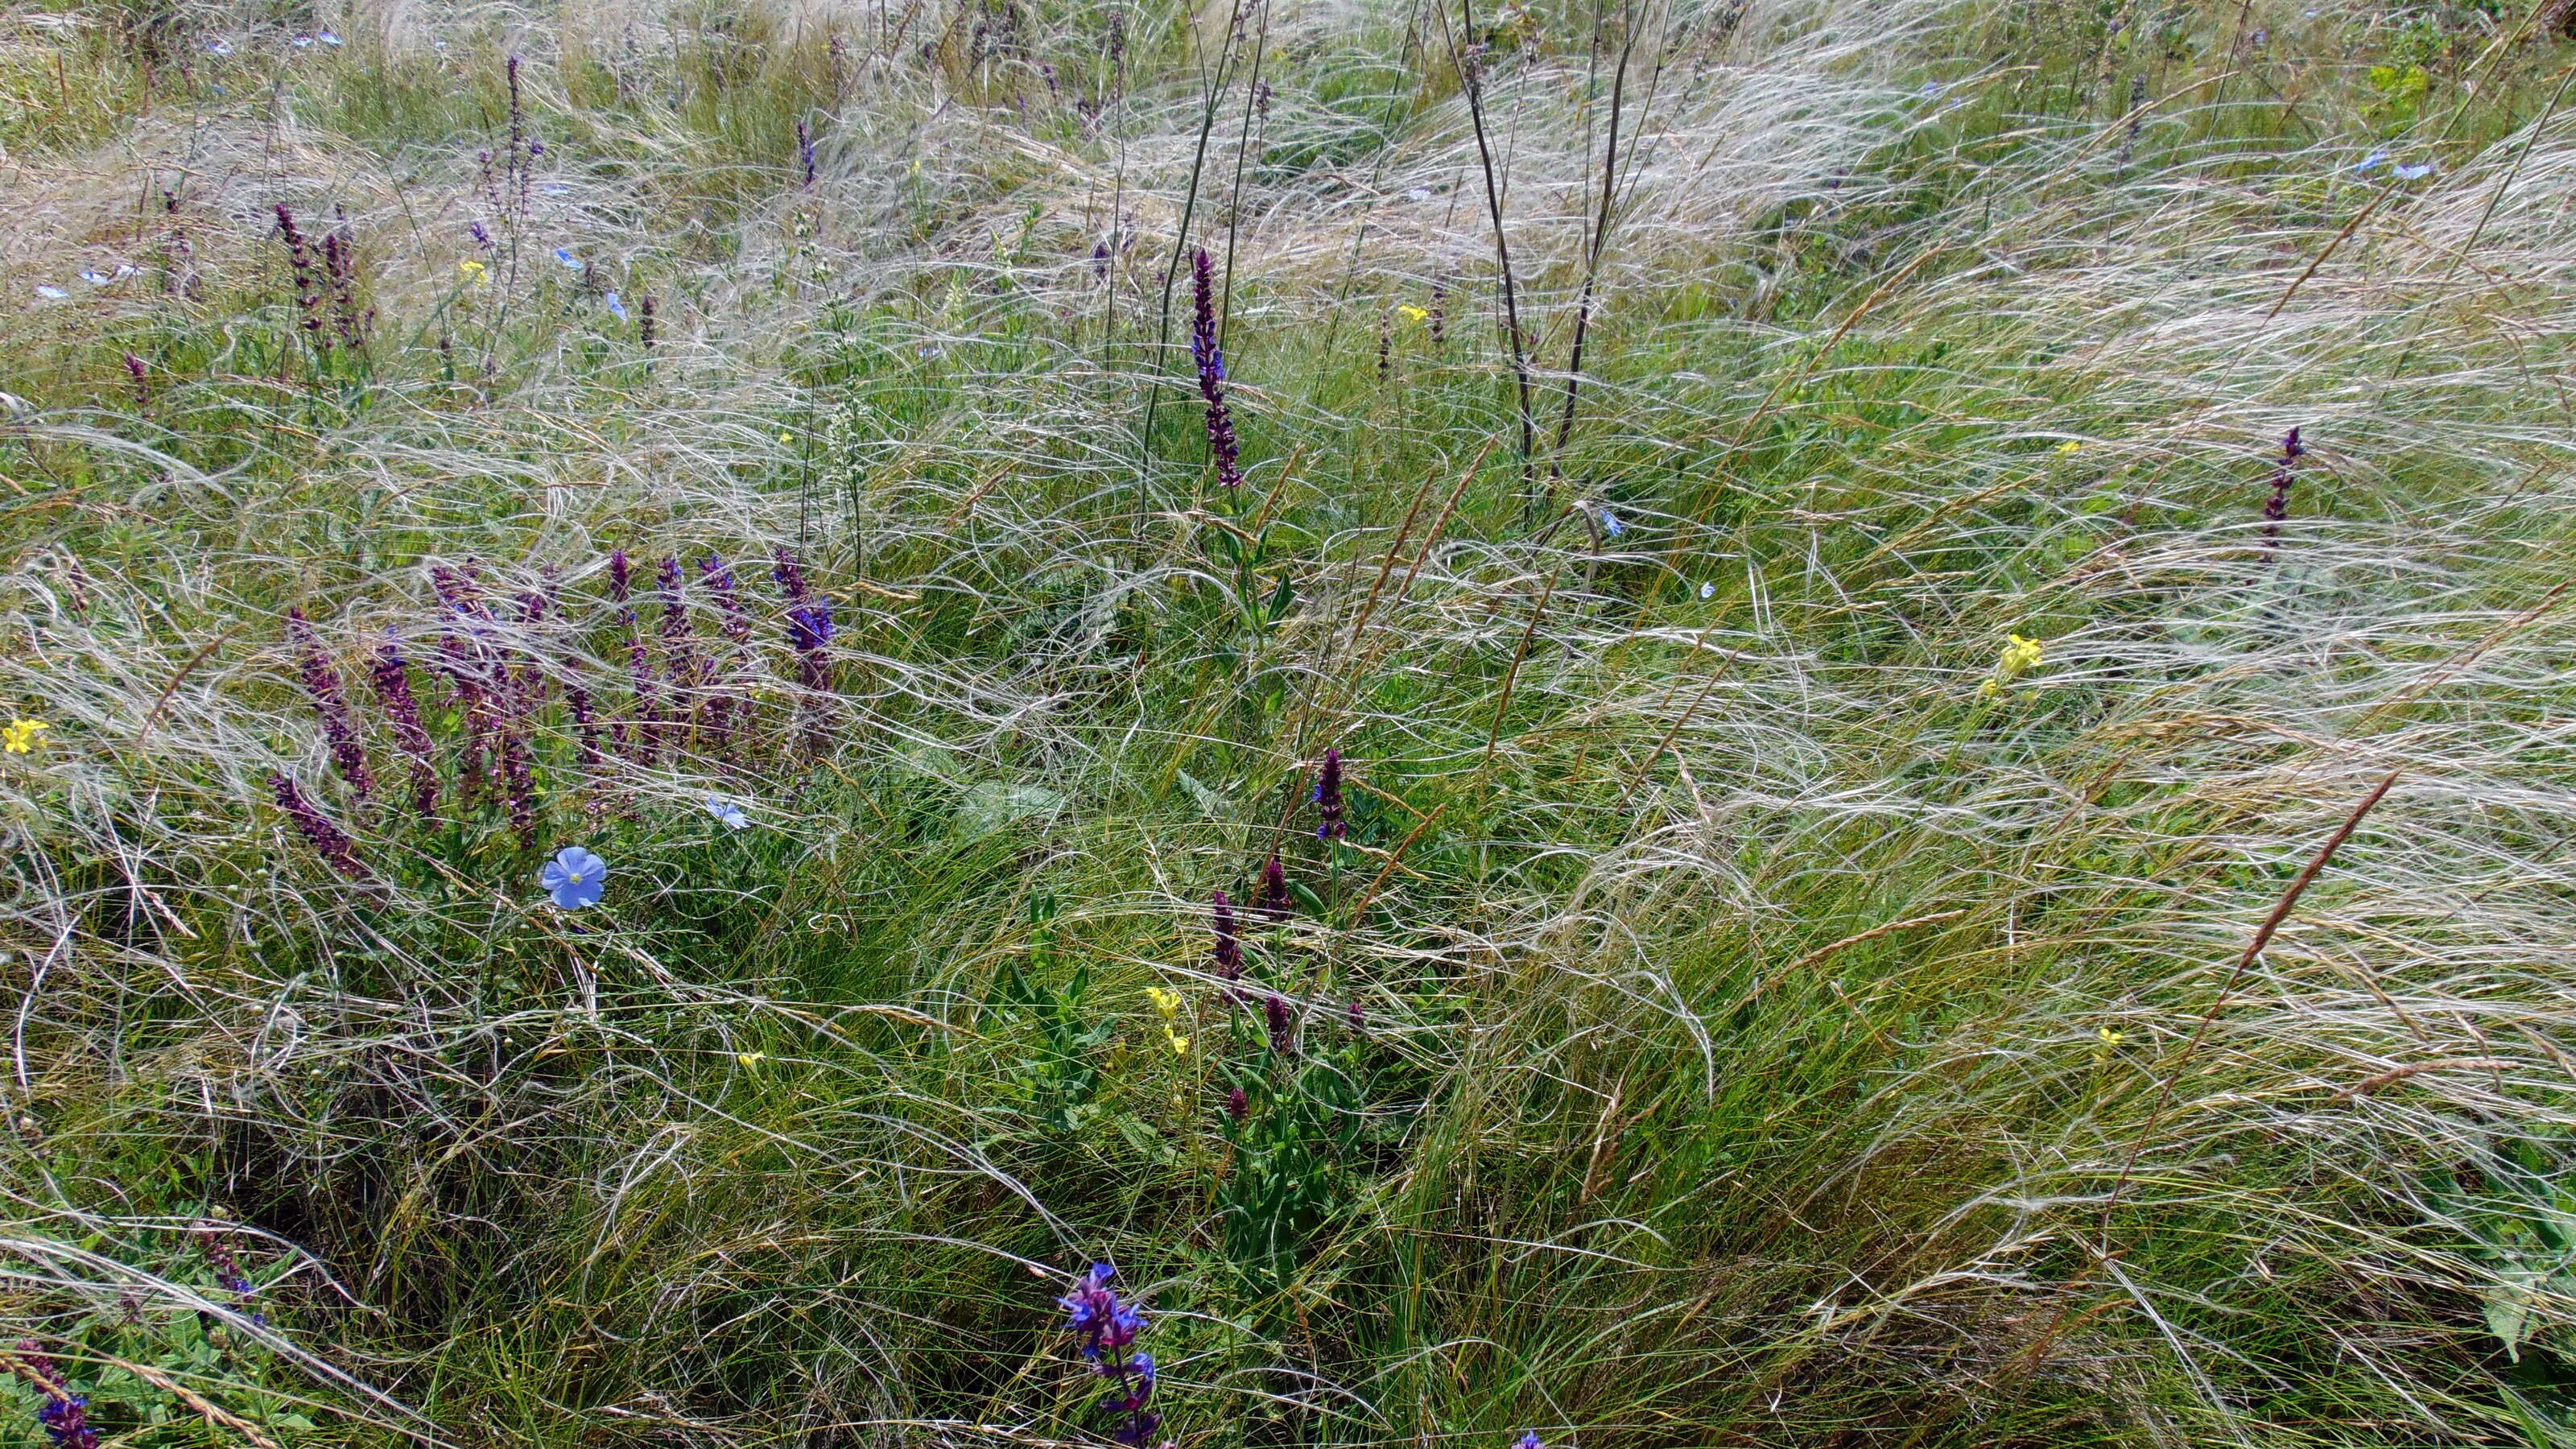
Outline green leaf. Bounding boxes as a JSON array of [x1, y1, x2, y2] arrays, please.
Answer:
[[2487, 1266, 2546, 1361]]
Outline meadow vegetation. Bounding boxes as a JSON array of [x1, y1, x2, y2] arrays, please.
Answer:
[[3, 0, 2576, 1440]]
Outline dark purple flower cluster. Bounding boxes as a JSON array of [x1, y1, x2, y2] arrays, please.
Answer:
[[1210, 889, 1243, 999], [10, 1344, 98, 1449], [608, 551, 663, 766], [700, 555, 752, 753], [270, 774, 369, 880], [430, 563, 499, 803], [274, 204, 328, 353], [1263, 994, 1296, 1056], [1189, 246, 1244, 489], [201, 1226, 253, 1296], [1312, 747, 1346, 840], [2261, 426, 2305, 551], [1057, 1263, 1160, 1447], [369, 644, 438, 815], [1257, 852, 1290, 922], [798, 118, 818, 190], [287, 608, 374, 799], [658, 556, 702, 739], [773, 548, 834, 696]]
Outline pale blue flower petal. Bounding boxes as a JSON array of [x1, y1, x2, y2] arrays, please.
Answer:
[[540, 846, 609, 909]]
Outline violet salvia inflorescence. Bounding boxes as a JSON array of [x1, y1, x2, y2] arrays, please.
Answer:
[[270, 773, 369, 880], [774, 547, 834, 696], [274, 204, 329, 353], [2261, 426, 2305, 552], [123, 353, 149, 411], [797, 118, 818, 190], [609, 551, 662, 766], [430, 564, 498, 803], [658, 556, 703, 743], [1312, 747, 1346, 840], [9, 1342, 100, 1449], [1257, 852, 1290, 922], [370, 644, 440, 816], [1224, 1085, 1249, 1121], [199, 1220, 266, 1323], [1189, 246, 1244, 489], [321, 207, 369, 349], [1055, 1263, 1161, 1447], [1263, 994, 1296, 1056], [1211, 889, 1245, 1001], [287, 608, 374, 800], [700, 555, 753, 754]]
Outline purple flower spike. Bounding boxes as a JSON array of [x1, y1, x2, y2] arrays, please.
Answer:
[[1211, 890, 1243, 997], [287, 609, 374, 799], [703, 555, 752, 643], [269, 773, 369, 880], [1312, 747, 1346, 840], [1225, 1085, 1249, 1121], [659, 556, 702, 743], [1264, 994, 1295, 1056], [12, 1344, 101, 1449], [1257, 852, 1290, 923], [1189, 246, 1244, 488], [1517, 1435, 1545, 1449], [370, 644, 439, 815], [1054, 1264, 1162, 1447], [2261, 426, 2305, 552], [774, 547, 833, 699]]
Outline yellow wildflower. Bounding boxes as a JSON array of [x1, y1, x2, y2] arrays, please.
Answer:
[[737, 1051, 766, 1068], [2054, 439, 2083, 454], [1146, 986, 1181, 1018], [1979, 633, 2045, 701], [1398, 305, 1429, 322], [2097, 1026, 2122, 1046], [459, 258, 488, 286], [1165, 1030, 1190, 1058], [2, 718, 47, 753]]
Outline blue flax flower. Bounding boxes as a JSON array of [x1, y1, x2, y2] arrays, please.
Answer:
[[554, 247, 582, 270], [540, 846, 608, 909], [705, 796, 750, 830], [1517, 1435, 1544, 1449], [604, 291, 628, 322]]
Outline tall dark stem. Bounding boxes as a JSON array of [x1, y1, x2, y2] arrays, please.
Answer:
[[1452, 0, 1536, 494]]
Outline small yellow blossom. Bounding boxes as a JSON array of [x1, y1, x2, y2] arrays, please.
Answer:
[[737, 1051, 765, 1068], [1398, 305, 1429, 322], [1146, 986, 1181, 1018], [1165, 1031, 1190, 1058], [2098, 1026, 2122, 1046], [2, 718, 47, 754], [459, 258, 488, 286], [778, 431, 795, 445], [1979, 633, 2045, 701], [2054, 439, 2083, 454]]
